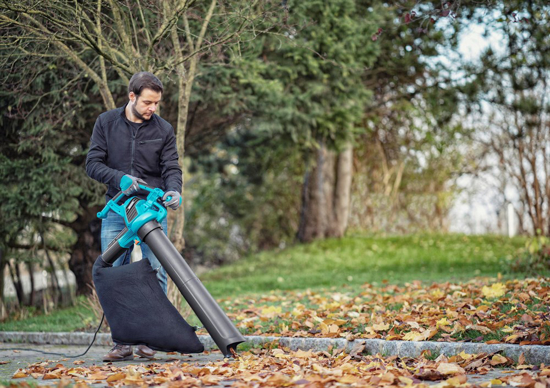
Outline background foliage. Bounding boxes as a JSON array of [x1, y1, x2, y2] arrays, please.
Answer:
[[1, 0, 549, 317]]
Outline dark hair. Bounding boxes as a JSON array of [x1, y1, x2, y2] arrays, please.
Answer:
[[128, 72, 163, 96]]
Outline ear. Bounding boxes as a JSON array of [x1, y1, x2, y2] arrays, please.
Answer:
[[129, 91, 136, 103]]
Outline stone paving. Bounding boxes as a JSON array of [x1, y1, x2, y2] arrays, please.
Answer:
[[0, 344, 227, 386]]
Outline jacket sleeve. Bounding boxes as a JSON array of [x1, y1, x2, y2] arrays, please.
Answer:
[[86, 116, 126, 189], [160, 125, 183, 194]]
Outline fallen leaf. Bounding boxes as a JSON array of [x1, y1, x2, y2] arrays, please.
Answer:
[[349, 341, 366, 358], [372, 322, 390, 332], [446, 374, 468, 386], [43, 373, 60, 380], [12, 370, 28, 378], [466, 324, 492, 334], [437, 362, 466, 375], [521, 314, 534, 324], [490, 354, 509, 366], [482, 283, 507, 299]]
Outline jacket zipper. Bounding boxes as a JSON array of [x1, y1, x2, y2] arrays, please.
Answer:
[[131, 131, 136, 176]]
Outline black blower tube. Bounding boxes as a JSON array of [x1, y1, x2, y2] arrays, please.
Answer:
[[102, 239, 125, 264], [137, 221, 245, 357]]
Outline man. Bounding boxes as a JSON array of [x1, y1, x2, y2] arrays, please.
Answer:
[[86, 72, 182, 362]]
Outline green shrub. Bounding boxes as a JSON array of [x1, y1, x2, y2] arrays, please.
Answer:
[[507, 236, 550, 275]]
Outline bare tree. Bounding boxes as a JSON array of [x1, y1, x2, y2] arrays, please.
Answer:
[[463, 2, 550, 236]]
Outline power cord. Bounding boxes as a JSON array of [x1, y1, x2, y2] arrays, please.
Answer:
[[1, 314, 105, 359]]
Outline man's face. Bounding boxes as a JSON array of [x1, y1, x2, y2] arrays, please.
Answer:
[[129, 88, 162, 121]]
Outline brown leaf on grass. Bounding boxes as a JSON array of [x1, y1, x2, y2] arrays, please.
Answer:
[[372, 322, 390, 332], [518, 292, 531, 302], [466, 324, 492, 334], [222, 278, 550, 345], [521, 314, 534, 324]]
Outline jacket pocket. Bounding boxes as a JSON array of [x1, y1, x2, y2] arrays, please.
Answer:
[[139, 138, 162, 144]]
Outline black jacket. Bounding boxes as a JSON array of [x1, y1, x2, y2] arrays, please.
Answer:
[[86, 105, 182, 201]]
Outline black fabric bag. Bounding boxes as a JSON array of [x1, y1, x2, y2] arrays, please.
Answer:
[[92, 256, 204, 354]]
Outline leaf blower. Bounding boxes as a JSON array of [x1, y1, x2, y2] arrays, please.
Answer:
[[94, 176, 245, 357]]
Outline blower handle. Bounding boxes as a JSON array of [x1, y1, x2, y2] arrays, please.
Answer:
[[97, 177, 170, 265]]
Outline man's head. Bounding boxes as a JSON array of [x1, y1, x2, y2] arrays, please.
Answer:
[[127, 72, 163, 122]]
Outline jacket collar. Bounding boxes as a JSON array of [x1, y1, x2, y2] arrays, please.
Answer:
[[119, 103, 158, 126]]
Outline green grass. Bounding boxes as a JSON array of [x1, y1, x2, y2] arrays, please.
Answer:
[[201, 233, 527, 297], [0, 233, 530, 332], [0, 301, 93, 332]]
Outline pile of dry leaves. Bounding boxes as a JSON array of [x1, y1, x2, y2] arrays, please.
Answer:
[[222, 277, 550, 345]]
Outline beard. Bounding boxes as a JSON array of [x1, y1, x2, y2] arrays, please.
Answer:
[[132, 103, 151, 121]]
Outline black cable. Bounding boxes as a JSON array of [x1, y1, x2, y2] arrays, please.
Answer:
[[1, 314, 105, 359]]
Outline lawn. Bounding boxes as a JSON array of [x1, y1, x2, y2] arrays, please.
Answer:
[[0, 233, 534, 335], [201, 233, 528, 297]]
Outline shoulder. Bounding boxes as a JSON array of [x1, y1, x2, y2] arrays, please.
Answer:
[[152, 114, 175, 134], [97, 106, 125, 126]]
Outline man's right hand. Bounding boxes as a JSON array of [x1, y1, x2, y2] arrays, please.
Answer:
[[122, 175, 148, 195]]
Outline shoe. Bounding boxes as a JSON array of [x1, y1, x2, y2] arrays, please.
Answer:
[[135, 345, 156, 360], [103, 344, 133, 362]]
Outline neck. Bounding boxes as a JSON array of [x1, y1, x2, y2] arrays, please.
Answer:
[[125, 104, 143, 123]]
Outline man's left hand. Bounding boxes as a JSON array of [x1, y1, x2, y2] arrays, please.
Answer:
[[162, 191, 181, 210]]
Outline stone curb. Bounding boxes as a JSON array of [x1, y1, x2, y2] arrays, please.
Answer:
[[1, 332, 549, 365]]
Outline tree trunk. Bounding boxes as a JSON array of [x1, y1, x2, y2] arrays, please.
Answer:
[[331, 145, 353, 237], [7, 261, 24, 307], [68, 205, 102, 296], [0, 247, 7, 319], [298, 145, 327, 242], [323, 148, 336, 236], [27, 262, 35, 306], [169, 51, 192, 251], [45, 249, 62, 303], [168, 0, 217, 253], [298, 143, 354, 243], [0, 247, 5, 303], [296, 160, 311, 243]]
